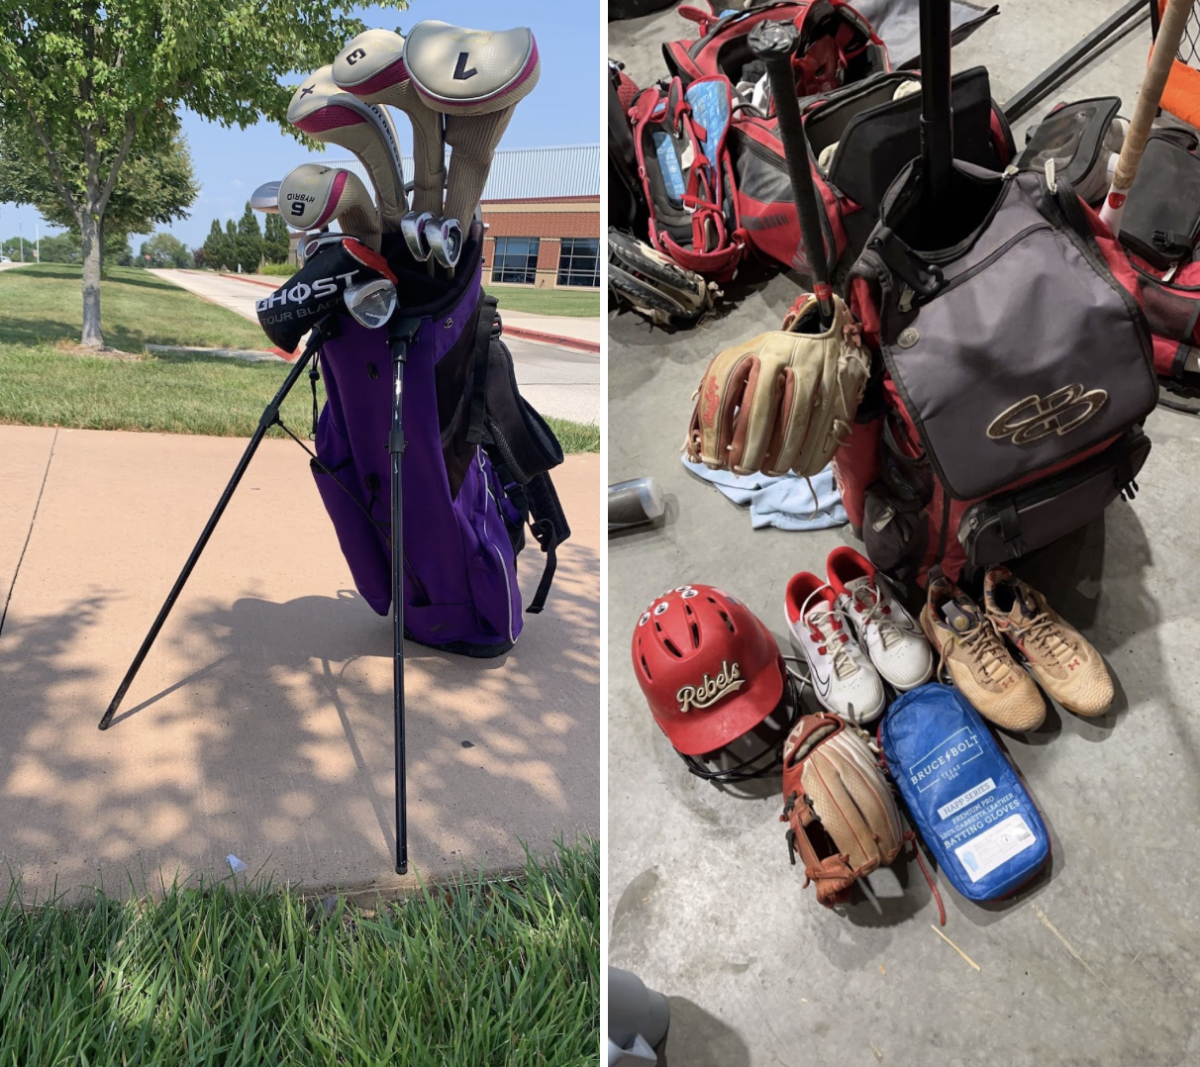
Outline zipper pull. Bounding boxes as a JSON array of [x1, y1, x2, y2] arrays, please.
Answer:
[[1045, 158, 1057, 194], [1003, 163, 1018, 180], [898, 285, 915, 313]]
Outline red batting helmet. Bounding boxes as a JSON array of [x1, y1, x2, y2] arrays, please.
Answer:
[[631, 584, 788, 780]]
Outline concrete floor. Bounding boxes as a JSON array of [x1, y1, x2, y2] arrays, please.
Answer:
[[608, 4, 1200, 1065]]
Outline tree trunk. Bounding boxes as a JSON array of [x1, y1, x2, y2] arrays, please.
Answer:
[[80, 212, 103, 348]]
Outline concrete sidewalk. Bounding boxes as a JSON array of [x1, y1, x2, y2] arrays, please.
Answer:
[[0, 425, 599, 900]]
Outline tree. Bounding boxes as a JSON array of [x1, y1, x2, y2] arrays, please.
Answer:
[[263, 212, 290, 265], [192, 246, 207, 269], [140, 231, 190, 268], [107, 231, 133, 267], [235, 202, 262, 273], [36, 231, 82, 263], [202, 219, 230, 270], [0, 1, 407, 348], [224, 219, 238, 271]]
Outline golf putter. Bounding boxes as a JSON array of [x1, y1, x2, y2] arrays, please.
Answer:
[[288, 65, 408, 231], [404, 20, 541, 225], [333, 28, 447, 223], [279, 163, 382, 252]]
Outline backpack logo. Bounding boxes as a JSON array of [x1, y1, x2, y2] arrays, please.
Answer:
[[986, 385, 1108, 445], [676, 660, 743, 713]]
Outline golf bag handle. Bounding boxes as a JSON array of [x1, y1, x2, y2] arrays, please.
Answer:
[[749, 20, 834, 325]]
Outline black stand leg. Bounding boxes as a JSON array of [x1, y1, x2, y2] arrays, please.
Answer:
[[97, 324, 330, 731], [388, 316, 421, 875]]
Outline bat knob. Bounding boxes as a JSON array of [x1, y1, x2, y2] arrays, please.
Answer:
[[748, 21, 799, 61]]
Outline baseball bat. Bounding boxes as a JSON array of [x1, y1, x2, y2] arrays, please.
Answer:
[[1099, 0, 1196, 236], [748, 20, 834, 327]]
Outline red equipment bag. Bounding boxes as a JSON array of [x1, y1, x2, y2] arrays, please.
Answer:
[[735, 66, 1015, 278], [630, 75, 745, 281], [1130, 254, 1200, 392], [663, 0, 889, 93]]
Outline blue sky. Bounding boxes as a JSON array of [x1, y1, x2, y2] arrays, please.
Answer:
[[0, 0, 603, 254]]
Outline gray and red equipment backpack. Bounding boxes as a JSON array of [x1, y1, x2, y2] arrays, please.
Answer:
[[838, 161, 1156, 584]]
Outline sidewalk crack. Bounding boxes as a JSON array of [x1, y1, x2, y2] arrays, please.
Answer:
[[0, 428, 59, 642]]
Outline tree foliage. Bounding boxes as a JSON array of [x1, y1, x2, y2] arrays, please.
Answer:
[[235, 202, 262, 273], [263, 212, 290, 264], [0, 0, 408, 345], [139, 231, 190, 268]]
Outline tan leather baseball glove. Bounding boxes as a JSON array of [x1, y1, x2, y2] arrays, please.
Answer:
[[781, 711, 903, 907], [685, 292, 870, 477]]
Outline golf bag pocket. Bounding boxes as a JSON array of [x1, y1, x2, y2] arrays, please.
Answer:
[[880, 683, 1051, 902], [851, 162, 1156, 502], [1118, 136, 1200, 270], [632, 76, 744, 280], [311, 419, 391, 615], [957, 428, 1150, 570]]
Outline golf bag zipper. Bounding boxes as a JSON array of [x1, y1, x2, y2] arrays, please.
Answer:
[[477, 450, 515, 643]]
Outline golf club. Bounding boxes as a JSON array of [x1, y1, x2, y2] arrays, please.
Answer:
[[288, 65, 408, 231], [250, 180, 281, 214], [344, 277, 398, 329], [918, 0, 955, 222], [1100, 0, 1197, 236], [749, 21, 835, 326], [403, 20, 541, 225], [425, 216, 463, 270], [279, 163, 382, 252], [333, 29, 448, 218], [400, 210, 435, 261]]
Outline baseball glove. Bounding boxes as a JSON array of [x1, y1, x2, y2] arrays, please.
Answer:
[[609, 228, 717, 326], [684, 292, 870, 477], [781, 712, 902, 907]]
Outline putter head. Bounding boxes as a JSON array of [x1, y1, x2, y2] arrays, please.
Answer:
[[279, 163, 381, 251], [251, 180, 281, 214], [426, 217, 463, 269], [344, 277, 398, 330], [288, 65, 408, 226], [401, 211, 434, 261], [255, 239, 397, 351]]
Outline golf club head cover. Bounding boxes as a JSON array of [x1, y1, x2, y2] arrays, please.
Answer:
[[879, 683, 1051, 902], [288, 65, 408, 229], [255, 239, 396, 352], [685, 293, 871, 477], [279, 164, 381, 252], [333, 29, 448, 217], [404, 21, 541, 223]]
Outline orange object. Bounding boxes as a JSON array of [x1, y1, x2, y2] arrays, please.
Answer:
[[1158, 0, 1200, 125]]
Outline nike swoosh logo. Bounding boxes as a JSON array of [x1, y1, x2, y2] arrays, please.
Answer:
[[811, 663, 832, 697]]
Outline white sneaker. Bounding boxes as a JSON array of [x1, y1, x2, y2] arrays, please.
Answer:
[[827, 547, 933, 691], [785, 571, 886, 724]]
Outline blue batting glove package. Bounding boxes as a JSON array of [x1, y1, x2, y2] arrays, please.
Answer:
[[879, 683, 1050, 901]]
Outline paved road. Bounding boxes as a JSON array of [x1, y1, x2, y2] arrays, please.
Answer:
[[0, 260, 30, 271], [151, 269, 599, 425]]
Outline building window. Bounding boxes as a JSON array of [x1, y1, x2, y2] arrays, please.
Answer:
[[557, 237, 600, 288], [491, 237, 540, 284]]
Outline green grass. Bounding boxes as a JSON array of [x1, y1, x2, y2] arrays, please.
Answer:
[[0, 840, 599, 1066], [490, 287, 600, 318], [0, 264, 598, 450]]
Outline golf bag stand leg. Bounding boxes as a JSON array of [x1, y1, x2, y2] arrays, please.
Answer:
[[97, 323, 332, 731], [389, 316, 422, 876]]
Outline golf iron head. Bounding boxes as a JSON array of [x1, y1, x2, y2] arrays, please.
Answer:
[[425, 217, 463, 270], [344, 277, 398, 330], [401, 211, 435, 261]]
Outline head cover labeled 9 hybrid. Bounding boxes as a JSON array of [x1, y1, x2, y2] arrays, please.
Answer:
[[255, 238, 397, 352], [279, 163, 381, 252], [403, 20, 541, 223], [632, 584, 789, 782], [288, 65, 408, 230], [332, 28, 448, 218]]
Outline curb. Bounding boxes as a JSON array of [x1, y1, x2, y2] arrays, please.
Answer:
[[218, 273, 600, 353]]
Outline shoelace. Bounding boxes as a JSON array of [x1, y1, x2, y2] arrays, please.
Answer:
[[847, 580, 903, 651], [801, 585, 859, 681], [1020, 609, 1077, 666], [935, 613, 1010, 686]]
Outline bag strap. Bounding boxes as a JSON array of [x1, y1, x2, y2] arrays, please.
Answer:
[[467, 295, 499, 446], [524, 472, 570, 614]]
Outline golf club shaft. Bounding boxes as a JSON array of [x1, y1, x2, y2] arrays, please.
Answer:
[[97, 329, 326, 731], [919, 0, 954, 210], [750, 23, 834, 324], [388, 316, 422, 875], [1100, 0, 1196, 235]]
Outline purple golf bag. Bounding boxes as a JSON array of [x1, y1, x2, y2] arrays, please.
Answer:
[[309, 223, 569, 657]]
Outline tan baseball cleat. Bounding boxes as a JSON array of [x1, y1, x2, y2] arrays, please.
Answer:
[[983, 568, 1114, 717], [921, 577, 1046, 731]]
